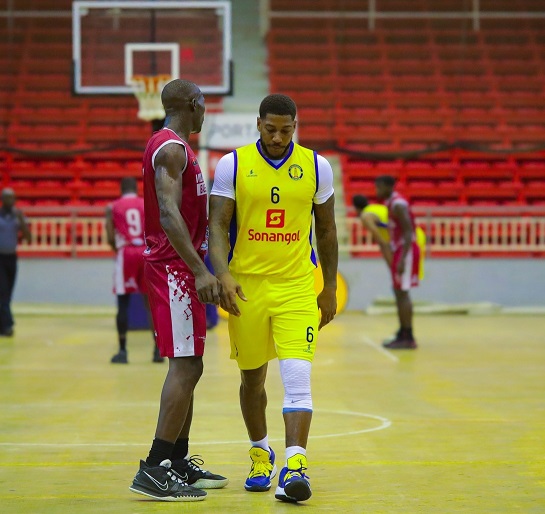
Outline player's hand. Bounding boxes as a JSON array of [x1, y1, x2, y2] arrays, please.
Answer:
[[396, 259, 405, 276], [217, 272, 247, 316], [317, 286, 337, 330], [195, 270, 221, 305]]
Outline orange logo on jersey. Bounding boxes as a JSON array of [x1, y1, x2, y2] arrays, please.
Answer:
[[266, 209, 285, 228]]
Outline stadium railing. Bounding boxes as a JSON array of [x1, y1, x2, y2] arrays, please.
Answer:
[[18, 205, 545, 258]]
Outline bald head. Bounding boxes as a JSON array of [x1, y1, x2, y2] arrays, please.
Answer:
[[161, 79, 202, 115], [161, 79, 206, 134], [1, 188, 16, 211]]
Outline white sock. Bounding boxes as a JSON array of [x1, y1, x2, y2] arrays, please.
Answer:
[[285, 445, 306, 466], [250, 435, 269, 451]]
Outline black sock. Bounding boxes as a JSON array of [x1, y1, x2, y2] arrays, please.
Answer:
[[119, 335, 127, 352], [146, 438, 175, 466], [171, 438, 189, 462], [401, 327, 414, 340]]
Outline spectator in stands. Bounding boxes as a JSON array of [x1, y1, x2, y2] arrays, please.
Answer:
[[374, 176, 421, 349], [0, 188, 31, 336], [105, 177, 163, 363]]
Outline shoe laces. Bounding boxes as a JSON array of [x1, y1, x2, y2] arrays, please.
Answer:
[[249, 459, 273, 479], [185, 455, 206, 472]]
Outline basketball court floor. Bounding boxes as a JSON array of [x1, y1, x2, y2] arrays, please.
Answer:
[[0, 310, 543, 512]]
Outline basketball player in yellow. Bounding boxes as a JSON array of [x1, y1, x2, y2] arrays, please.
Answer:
[[209, 94, 338, 503]]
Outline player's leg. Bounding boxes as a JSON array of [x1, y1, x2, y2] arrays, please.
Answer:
[[130, 260, 226, 500], [111, 294, 130, 363], [170, 394, 228, 489], [228, 272, 277, 492], [272, 273, 317, 503], [384, 245, 418, 349], [135, 248, 163, 363], [141, 293, 163, 363], [0, 254, 16, 336], [240, 363, 278, 492]]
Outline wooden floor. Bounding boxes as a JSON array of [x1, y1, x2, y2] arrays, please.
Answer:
[[1, 310, 544, 513]]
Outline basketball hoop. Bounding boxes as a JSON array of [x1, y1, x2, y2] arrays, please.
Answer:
[[130, 74, 171, 121]]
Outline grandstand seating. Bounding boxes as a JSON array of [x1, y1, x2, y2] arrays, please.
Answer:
[[269, 0, 545, 207], [1, 1, 544, 208], [0, 1, 223, 206]]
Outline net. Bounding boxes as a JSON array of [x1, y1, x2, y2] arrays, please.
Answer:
[[130, 74, 171, 121]]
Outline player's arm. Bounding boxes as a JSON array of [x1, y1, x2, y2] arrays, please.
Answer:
[[361, 212, 392, 265], [16, 209, 31, 243], [154, 143, 220, 305], [392, 203, 413, 275], [314, 194, 338, 330], [208, 195, 247, 316], [104, 205, 116, 252]]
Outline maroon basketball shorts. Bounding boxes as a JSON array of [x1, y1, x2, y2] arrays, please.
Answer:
[[144, 260, 206, 358], [113, 245, 147, 295], [391, 242, 420, 291]]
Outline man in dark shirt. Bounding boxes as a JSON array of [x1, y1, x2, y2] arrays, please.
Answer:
[[0, 188, 31, 336]]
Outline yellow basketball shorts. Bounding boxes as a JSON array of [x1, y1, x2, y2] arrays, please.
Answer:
[[228, 271, 319, 370]]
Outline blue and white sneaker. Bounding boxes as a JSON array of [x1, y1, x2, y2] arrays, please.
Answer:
[[275, 453, 312, 503], [244, 446, 277, 492]]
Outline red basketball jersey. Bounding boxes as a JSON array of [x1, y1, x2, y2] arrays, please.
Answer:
[[142, 127, 208, 266], [111, 193, 145, 249], [385, 191, 416, 250]]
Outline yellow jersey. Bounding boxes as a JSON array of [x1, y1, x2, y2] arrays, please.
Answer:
[[229, 141, 318, 278], [363, 204, 389, 242], [364, 203, 426, 280]]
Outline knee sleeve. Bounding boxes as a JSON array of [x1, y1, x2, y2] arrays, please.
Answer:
[[279, 358, 312, 413]]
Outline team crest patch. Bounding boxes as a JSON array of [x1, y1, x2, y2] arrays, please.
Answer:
[[192, 157, 199, 166], [288, 164, 303, 180]]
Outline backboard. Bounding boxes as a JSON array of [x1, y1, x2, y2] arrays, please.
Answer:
[[72, 1, 232, 95]]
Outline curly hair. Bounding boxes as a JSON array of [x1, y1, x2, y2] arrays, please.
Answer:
[[259, 94, 297, 119]]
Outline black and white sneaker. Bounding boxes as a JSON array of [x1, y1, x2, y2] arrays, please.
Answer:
[[172, 455, 229, 489], [129, 459, 207, 501]]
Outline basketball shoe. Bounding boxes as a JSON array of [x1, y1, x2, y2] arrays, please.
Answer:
[[245, 446, 277, 492], [275, 453, 312, 503], [383, 334, 417, 349], [171, 455, 228, 489], [129, 459, 206, 501], [111, 350, 128, 363]]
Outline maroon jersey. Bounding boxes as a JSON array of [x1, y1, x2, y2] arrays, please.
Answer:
[[385, 191, 416, 250], [142, 128, 208, 267], [111, 193, 145, 250]]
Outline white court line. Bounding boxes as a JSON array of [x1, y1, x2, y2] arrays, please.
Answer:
[[0, 410, 391, 447], [361, 335, 399, 362]]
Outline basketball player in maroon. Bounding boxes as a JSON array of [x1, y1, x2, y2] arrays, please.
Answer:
[[129, 79, 227, 501], [375, 175, 420, 349], [105, 177, 163, 364]]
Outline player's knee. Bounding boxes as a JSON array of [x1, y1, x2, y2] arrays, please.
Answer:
[[280, 358, 312, 412], [240, 365, 267, 390]]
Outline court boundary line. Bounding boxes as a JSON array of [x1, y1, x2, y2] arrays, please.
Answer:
[[0, 410, 391, 447], [361, 335, 400, 362]]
